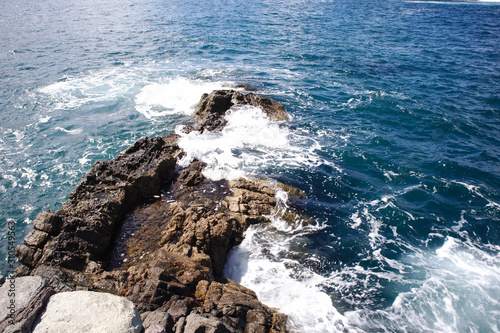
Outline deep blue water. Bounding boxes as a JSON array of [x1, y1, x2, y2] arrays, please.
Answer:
[[1, 0, 499, 331]]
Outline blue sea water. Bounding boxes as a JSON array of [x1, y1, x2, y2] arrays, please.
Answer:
[[1, 0, 499, 331]]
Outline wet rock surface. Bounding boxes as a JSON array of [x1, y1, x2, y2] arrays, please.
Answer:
[[13, 90, 290, 332]]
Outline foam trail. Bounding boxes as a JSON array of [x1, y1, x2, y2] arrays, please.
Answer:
[[38, 67, 233, 117], [226, 251, 348, 333], [54, 127, 83, 135], [39, 67, 140, 109]]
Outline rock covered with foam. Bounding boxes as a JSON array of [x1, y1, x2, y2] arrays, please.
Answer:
[[187, 89, 288, 133]]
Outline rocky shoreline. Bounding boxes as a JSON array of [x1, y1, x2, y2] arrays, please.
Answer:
[[3, 90, 294, 332]]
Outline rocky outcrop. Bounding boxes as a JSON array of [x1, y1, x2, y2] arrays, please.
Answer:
[[32, 291, 143, 333], [187, 90, 288, 133], [15, 134, 182, 277], [13, 90, 291, 333]]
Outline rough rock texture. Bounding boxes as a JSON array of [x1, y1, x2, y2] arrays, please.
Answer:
[[188, 90, 288, 133], [0, 276, 54, 333], [32, 291, 143, 333], [15, 134, 182, 277], [14, 90, 290, 333]]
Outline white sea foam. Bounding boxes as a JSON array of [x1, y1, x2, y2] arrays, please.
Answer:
[[54, 127, 83, 135], [225, 190, 352, 333], [177, 104, 292, 179], [12, 130, 25, 142], [344, 236, 500, 332], [338, 177, 500, 331], [38, 66, 232, 118], [383, 170, 399, 181], [349, 184, 424, 249], [177, 103, 340, 180], [135, 78, 232, 119], [39, 67, 140, 110], [454, 180, 500, 210], [38, 115, 51, 124]]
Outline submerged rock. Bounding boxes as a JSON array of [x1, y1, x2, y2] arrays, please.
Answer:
[[14, 90, 291, 333]]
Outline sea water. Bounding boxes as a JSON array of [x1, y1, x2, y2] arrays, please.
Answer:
[[1, 0, 499, 331]]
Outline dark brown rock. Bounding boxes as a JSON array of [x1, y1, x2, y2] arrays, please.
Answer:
[[32, 211, 61, 235], [117, 251, 211, 312], [190, 90, 288, 133], [184, 312, 235, 333], [178, 160, 207, 187], [16, 134, 183, 274], [194, 279, 286, 333]]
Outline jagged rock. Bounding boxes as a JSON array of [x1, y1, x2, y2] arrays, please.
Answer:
[[166, 297, 197, 323], [31, 291, 143, 333], [32, 210, 61, 235], [194, 279, 286, 333], [0, 276, 54, 333], [117, 251, 211, 312], [156, 175, 276, 277], [15, 134, 183, 274], [234, 84, 255, 91], [14, 92, 290, 333], [189, 90, 288, 132], [178, 160, 206, 187], [145, 324, 167, 333], [23, 230, 49, 248], [142, 309, 174, 332], [184, 312, 235, 333], [174, 316, 186, 333], [29, 265, 85, 293]]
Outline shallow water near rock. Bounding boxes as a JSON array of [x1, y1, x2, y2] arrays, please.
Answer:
[[1, 0, 500, 331]]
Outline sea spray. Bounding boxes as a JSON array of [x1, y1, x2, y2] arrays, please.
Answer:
[[177, 104, 290, 179], [225, 188, 352, 333], [176, 103, 337, 181], [344, 237, 500, 332], [135, 78, 233, 119]]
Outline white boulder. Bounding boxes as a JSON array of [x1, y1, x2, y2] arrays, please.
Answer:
[[32, 290, 143, 333]]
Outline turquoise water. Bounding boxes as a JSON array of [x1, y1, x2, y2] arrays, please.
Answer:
[[1, 0, 499, 331]]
